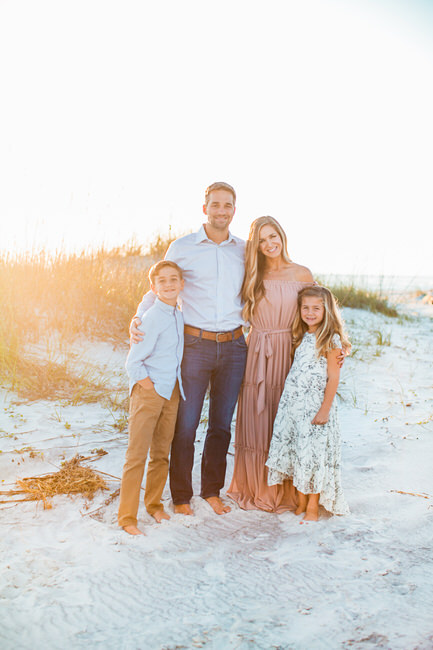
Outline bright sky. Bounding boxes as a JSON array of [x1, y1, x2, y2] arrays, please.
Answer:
[[1, 0, 433, 276]]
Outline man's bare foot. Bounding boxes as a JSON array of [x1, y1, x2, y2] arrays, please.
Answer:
[[123, 524, 145, 536], [205, 496, 231, 515], [151, 509, 171, 523], [174, 503, 194, 516]]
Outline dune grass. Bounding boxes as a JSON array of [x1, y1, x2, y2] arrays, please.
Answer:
[[1, 235, 399, 403], [0, 242, 149, 402], [321, 282, 399, 318], [0, 244, 145, 344], [0, 234, 185, 403]]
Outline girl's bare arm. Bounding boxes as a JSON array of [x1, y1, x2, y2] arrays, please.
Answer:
[[312, 349, 341, 424]]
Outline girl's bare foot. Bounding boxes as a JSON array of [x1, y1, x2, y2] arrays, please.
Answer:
[[205, 496, 231, 515], [174, 503, 194, 515], [295, 492, 308, 515], [152, 509, 170, 523], [123, 524, 145, 536], [303, 493, 319, 521], [303, 510, 319, 521]]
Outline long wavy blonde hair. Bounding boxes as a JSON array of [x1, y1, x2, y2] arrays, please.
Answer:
[[242, 216, 292, 323], [292, 286, 350, 358]]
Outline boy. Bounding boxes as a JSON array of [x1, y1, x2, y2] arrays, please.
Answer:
[[118, 260, 185, 535]]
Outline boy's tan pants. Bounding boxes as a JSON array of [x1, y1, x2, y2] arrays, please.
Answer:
[[118, 382, 180, 527]]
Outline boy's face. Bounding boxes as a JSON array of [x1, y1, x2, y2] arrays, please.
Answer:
[[151, 267, 184, 306]]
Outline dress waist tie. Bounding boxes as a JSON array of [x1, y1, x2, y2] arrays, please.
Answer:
[[253, 328, 291, 415]]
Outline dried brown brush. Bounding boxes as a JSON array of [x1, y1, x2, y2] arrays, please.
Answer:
[[1, 454, 108, 509]]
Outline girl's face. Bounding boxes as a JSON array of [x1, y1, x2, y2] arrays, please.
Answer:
[[300, 296, 325, 332], [258, 225, 283, 260]]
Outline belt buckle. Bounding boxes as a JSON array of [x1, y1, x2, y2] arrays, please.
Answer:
[[215, 331, 226, 342]]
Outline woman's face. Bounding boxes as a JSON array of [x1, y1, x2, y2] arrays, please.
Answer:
[[258, 224, 283, 259]]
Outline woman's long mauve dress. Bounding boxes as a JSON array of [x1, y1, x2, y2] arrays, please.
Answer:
[[227, 278, 313, 512]]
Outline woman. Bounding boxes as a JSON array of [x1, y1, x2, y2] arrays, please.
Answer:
[[227, 216, 315, 512]]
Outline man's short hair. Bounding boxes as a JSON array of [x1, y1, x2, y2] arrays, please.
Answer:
[[148, 260, 183, 285], [204, 182, 236, 206]]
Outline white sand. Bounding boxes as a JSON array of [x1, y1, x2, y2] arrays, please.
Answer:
[[1, 303, 432, 649]]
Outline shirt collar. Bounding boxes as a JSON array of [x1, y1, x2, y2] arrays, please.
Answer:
[[195, 224, 237, 245], [155, 297, 178, 314]]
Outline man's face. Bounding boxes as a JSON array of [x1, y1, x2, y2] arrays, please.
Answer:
[[203, 190, 236, 232]]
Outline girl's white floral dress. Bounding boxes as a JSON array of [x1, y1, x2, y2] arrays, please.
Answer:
[[266, 332, 349, 515]]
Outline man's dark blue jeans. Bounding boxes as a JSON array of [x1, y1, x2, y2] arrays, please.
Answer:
[[169, 331, 247, 505]]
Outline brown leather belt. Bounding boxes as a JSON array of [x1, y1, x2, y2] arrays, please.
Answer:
[[184, 325, 244, 342]]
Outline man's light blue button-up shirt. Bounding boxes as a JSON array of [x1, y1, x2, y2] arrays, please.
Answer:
[[126, 298, 185, 400], [135, 226, 246, 331]]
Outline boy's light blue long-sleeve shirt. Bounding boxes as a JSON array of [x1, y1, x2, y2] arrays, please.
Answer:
[[125, 298, 185, 401]]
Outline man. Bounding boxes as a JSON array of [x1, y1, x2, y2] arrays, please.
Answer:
[[131, 182, 247, 516]]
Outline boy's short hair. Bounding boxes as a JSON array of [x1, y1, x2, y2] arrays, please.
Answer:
[[148, 260, 183, 285], [204, 182, 236, 206]]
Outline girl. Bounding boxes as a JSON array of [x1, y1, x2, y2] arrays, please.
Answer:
[[266, 286, 350, 521]]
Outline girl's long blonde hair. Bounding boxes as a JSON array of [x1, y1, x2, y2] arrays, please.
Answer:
[[242, 216, 291, 323], [292, 286, 350, 358]]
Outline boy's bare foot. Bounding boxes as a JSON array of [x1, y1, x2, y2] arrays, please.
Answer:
[[123, 524, 145, 536], [174, 503, 194, 516], [151, 509, 170, 523], [303, 510, 319, 521], [205, 496, 231, 515]]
